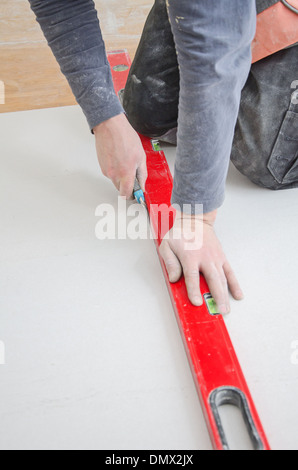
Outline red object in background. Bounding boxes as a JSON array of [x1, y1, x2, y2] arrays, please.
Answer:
[[252, 0, 298, 63], [108, 50, 270, 450]]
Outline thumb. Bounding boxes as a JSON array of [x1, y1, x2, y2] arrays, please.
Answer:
[[119, 173, 136, 199], [136, 157, 148, 192], [159, 241, 182, 283]]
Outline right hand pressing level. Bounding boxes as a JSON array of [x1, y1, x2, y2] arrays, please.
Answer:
[[93, 113, 148, 197], [159, 209, 244, 314]]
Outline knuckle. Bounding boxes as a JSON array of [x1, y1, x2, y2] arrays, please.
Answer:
[[117, 168, 129, 180], [218, 274, 228, 285], [224, 263, 234, 276], [184, 268, 199, 279], [165, 258, 178, 270], [106, 167, 116, 180], [206, 269, 227, 285], [213, 274, 227, 285]]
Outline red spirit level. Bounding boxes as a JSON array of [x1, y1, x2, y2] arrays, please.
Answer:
[[108, 50, 270, 451]]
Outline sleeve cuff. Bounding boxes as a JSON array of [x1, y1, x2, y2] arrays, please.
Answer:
[[171, 191, 225, 215], [87, 98, 124, 133]]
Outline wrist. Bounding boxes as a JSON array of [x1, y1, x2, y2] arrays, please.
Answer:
[[202, 209, 217, 225], [175, 208, 217, 226], [93, 113, 125, 136]]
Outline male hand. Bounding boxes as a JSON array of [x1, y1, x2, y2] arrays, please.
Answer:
[[159, 209, 244, 314], [93, 113, 147, 197]]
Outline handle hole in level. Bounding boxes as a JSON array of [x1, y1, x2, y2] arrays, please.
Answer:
[[217, 404, 255, 450], [209, 387, 264, 450]]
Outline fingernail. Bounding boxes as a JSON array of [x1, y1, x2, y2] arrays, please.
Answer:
[[193, 296, 203, 306], [236, 290, 244, 300], [169, 271, 179, 283], [219, 304, 229, 314]]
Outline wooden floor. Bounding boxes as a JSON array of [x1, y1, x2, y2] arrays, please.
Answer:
[[0, 0, 153, 113]]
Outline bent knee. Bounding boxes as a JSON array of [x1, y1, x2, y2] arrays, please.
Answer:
[[123, 83, 178, 137]]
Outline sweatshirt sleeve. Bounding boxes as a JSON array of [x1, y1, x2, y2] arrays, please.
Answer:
[[167, 0, 256, 214], [28, 0, 124, 130]]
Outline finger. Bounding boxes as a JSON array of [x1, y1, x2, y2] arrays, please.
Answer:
[[203, 265, 230, 314], [106, 174, 120, 191], [159, 242, 182, 283], [181, 258, 202, 307], [119, 174, 136, 199], [136, 155, 148, 191], [223, 261, 244, 301]]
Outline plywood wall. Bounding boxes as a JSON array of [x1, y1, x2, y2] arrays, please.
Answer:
[[0, 0, 153, 113]]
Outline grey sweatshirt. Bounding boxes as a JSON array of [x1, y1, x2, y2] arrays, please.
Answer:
[[29, 0, 257, 214]]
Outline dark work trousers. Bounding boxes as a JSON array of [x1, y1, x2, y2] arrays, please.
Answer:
[[123, 0, 298, 192]]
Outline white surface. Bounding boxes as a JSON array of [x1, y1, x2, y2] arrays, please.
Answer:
[[0, 105, 298, 450]]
